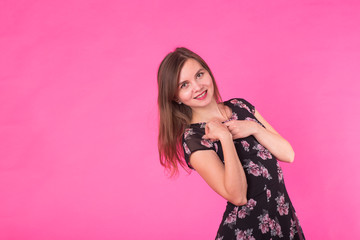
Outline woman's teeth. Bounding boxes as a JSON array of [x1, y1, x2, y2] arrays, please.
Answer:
[[195, 91, 206, 99]]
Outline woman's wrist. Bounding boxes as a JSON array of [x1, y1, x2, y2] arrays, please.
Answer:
[[219, 131, 233, 143], [252, 122, 264, 137]]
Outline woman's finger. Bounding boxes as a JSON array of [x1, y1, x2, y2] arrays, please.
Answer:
[[227, 124, 235, 131], [223, 121, 232, 127], [205, 124, 210, 136], [202, 134, 209, 139]]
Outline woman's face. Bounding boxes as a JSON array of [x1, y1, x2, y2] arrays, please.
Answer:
[[176, 58, 214, 110]]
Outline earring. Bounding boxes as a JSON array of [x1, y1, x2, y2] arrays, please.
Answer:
[[177, 101, 182, 104]]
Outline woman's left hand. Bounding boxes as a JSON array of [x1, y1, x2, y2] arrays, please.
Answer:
[[223, 120, 259, 139]]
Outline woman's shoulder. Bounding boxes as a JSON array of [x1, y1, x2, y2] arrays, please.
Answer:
[[182, 124, 217, 169], [224, 97, 255, 115], [182, 124, 205, 141], [224, 97, 251, 104]]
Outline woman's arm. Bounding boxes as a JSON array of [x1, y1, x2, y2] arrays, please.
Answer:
[[224, 110, 295, 163], [252, 110, 295, 163], [189, 120, 248, 206]]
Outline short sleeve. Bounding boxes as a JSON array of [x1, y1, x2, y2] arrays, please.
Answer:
[[182, 127, 217, 169], [228, 98, 255, 115]]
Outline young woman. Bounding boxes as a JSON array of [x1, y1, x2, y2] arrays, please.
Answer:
[[157, 47, 305, 239]]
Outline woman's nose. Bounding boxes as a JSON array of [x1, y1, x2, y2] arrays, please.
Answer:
[[192, 81, 201, 91]]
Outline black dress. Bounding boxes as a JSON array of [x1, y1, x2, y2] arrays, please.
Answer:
[[182, 98, 305, 240]]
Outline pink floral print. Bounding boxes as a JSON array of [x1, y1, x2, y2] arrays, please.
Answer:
[[234, 228, 256, 240], [183, 142, 191, 155], [257, 210, 283, 238], [253, 144, 272, 160], [290, 219, 297, 240], [241, 140, 250, 152], [201, 139, 213, 148], [277, 162, 284, 183], [230, 112, 239, 120], [243, 160, 261, 177], [230, 99, 253, 114], [238, 199, 257, 219], [267, 189, 271, 202], [223, 206, 238, 228], [275, 193, 289, 216], [244, 160, 272, 180], [260, 165, 272, 180], [183, 128, 195, 140], [263, 185, 272, 203]]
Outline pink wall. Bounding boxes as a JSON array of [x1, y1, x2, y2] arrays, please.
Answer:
[[1, 0, 359, 239]]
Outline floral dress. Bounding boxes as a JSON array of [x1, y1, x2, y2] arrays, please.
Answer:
[[182, 98, 305, 240]]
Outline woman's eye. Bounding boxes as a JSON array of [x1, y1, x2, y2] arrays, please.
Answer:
[[180, 82, 188, 88], [197, 72, 204, 78]]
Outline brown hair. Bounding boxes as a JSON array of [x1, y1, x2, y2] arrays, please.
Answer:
[[157, 47, 222, 177]]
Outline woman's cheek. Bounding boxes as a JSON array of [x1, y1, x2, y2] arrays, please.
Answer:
[[179, 89, 192, 102]]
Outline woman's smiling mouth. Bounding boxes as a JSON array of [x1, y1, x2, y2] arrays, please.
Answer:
[[194, 90, 207, 100]]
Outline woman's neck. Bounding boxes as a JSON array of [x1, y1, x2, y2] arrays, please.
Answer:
[[190, 99, 230, 124]]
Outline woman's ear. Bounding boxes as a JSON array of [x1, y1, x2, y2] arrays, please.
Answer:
[[174, 98, 182, 104]]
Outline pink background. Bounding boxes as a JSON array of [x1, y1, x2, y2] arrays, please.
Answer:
[[1, 0, 359, 239]]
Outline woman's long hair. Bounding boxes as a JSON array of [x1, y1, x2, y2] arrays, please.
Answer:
[[157, 47, 222, 177]]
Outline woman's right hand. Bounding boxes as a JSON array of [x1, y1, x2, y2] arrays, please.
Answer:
[[202, 119, 232, 142]]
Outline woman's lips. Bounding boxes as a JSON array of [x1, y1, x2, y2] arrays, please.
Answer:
[[194, 90, 207, 100]]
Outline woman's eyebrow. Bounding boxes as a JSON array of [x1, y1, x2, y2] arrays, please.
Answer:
[[178, 79, 186, 86]]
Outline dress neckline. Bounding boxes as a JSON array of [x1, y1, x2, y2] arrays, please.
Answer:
[[189, 100, 234, 126]]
